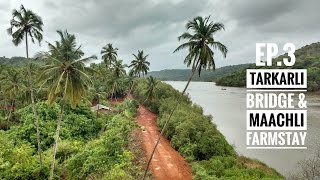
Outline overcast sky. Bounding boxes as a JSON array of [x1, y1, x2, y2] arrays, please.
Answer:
[[1, 0, 319, 70]]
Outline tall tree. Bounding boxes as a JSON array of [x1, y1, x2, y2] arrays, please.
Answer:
[[129, 50, 150, 77], [111, 59, 127, 78], [145, 76, 158, 102], [39, 30, 96, 180], [143, 16, 228, 179], [1, 68, 27, 123], [101, 43, 118, 69], [110, 60, 127, 100], [7, 4, 44, 167]]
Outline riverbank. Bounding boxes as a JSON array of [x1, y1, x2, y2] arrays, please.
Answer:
[[165, 81, 320, 177], [133, 79, 283, 179]]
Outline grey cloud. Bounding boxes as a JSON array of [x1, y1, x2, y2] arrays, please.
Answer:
[[227, 0, 299, 26], [0, 0, 319, 70]]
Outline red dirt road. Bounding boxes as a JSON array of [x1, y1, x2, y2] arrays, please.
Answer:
[[137, 105, 192, 180]]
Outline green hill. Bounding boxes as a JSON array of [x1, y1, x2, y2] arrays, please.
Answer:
[[216, 42, 320, 91], [148, 64, 252, 81], [0, 56, 46, 67], [0, 56, 31, 66]]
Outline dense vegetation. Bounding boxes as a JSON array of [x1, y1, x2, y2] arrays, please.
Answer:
[[148, 64, 252, 81], [0, 56, 39, 67], [0, 99, 149, 179], [1, 4, 287, 179], [216, 42, 320, 91], [133, 80, 283, 179]]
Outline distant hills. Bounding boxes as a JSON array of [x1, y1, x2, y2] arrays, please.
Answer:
[[0, 56, 33, 66], [148, 64, 251, 81]]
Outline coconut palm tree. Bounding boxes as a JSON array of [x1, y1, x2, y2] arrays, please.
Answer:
[[101, 43, 118, 69], [7, 4, 44, 167], [110, 60, 127, 101], [126, 70, 136, 97], [143, 16, 228, 179], [145, 76, 158, 102], [2, 68, 27, 120], [129, 50, 150, 77], [111, 59, 127, 78], [39, 30, 96, 180], [7, 5, 43, 58]]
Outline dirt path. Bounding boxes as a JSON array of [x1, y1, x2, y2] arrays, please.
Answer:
[[137, 105, 192, 180]]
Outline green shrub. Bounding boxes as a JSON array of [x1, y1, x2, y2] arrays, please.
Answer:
[[65, 115, 136, 179]]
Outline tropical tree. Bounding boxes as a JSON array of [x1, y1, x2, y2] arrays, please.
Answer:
[[126, 70, 136, 97], [143, 16, 228, 179], [0, 68, 27, 123], [38, 30, 96, 180], [7, 4, 44, 167], [145, 76, 158, 102], [101, 43, 118, 69], [110, 60, 127, 100], [111, 59, 127, 78], [129, 50, 150, 77]]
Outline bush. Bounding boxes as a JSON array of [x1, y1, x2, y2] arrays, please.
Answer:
[[0, 131, 50, 179], [65, 114, 136, 179], [9, 101, 100, 150]]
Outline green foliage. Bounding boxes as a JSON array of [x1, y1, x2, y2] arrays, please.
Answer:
[[115, 99, 139, 118], [133, 79, 283, 179], [9, 101, 100, 150], [65, 110, 137, 179], [158, 98, 236, 161], [0, 131, 50, 179], [129, 50, 150, 77], [101, 43, 118, 69], [192, 156, 282, 180], [174, 16, 227, 75], [133, 79, 190, 113], [0, 99, 145, 179], [0, 56, 36, 67]]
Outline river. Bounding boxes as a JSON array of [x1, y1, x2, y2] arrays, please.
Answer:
[[165, 81, 320, 177]]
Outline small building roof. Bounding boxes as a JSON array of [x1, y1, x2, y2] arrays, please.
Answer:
[[91, 104, 111, 111]]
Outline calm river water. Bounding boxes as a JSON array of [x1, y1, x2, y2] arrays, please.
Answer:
[[165, 81, 320, 177]]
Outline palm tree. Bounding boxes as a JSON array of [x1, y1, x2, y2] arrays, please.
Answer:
[[110, 60, 127, 101], [101, 43, 118, 69], [2, 68, 26, 119], [129, 50, 150, 77], [145, 76, 158, 102], [7, 4, 44, 167], [126, 70, 136, 97], [111, 59, 127, 78], [39, 30, 96, 180], [143, 16, 228, 179]]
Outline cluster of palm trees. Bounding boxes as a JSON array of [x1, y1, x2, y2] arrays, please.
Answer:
[[5, 4, 228, 180], [5, 4, 152, 179]]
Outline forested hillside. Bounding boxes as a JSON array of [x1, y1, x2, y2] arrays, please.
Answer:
[[148, 64, 251, 81], [0, 56, 37, 66], [216, 42, 320, 91]]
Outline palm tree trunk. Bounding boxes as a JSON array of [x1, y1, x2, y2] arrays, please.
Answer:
[[25, 32, 43, 167], [6, 100, 14, 129], [25, 31, 29, 58], [8, 100, 14, 120], [143, 62, 198, 180], [127, 80, 135, 98], [49, 98, 66, 180]]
